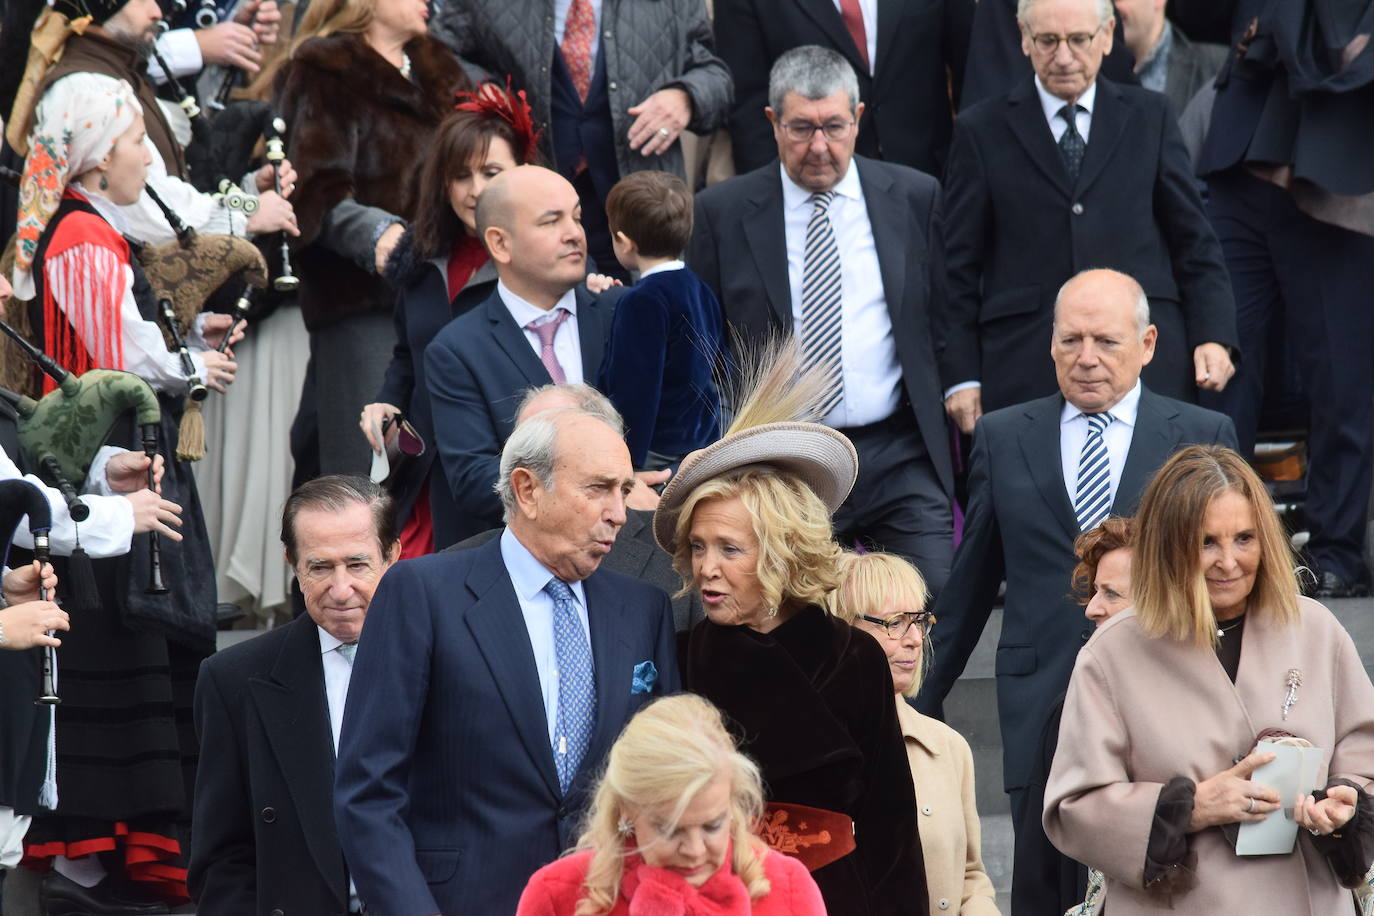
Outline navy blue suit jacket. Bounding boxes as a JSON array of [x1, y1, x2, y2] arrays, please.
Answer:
[[334, 538, 680, 916], [423, 285, 615, 543], [918, 387, 1237, 792], [596, 267, 723, 468]]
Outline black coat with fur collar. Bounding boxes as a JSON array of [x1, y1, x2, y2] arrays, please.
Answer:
[[275, 33, 469, 331]]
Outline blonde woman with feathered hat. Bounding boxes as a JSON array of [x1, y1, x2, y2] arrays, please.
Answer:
[[653, 342, 928, 916]]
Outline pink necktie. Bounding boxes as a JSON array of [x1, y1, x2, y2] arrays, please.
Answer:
[[527, 309, 572, 384], [561, 0, 596, 103]]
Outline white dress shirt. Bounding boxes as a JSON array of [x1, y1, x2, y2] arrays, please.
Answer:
[[500, 527, 593, 744], [639, 260, 684, 279], [831, 0, 878, 73], [555, 0, 603, 74], [781, 164, 902, 428], [497, 281, 585, 385], [944, 77, 1101, 399], [316, 627, 361, 911], [1058, 380, 1141, 510], [1034, 76, 1097, 144]]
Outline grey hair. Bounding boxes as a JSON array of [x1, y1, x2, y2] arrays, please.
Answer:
[[494, 406, 624, 522], [1054, 269, 1152, 338], [1017, 0, 1114, 25], [767, 45, 860, 117], [515, 383, 625, 435]]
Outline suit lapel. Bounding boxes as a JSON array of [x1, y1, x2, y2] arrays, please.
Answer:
[[1006, 79, 1073, 195], [462, 539, 562, 800], [741, 179, 793, 329], [249, 616, 347, 906], [1017, 395, 1081, 542], [857, 158, 906, 325], [485, 291, 554, 387], [577, 287, 606, 380], [793, 0, 869, 78], [580, 571, 635, 782], [1113, 387, 1180, 516], [873, 0, 902, 84], [1076, 78, 1129, 196]]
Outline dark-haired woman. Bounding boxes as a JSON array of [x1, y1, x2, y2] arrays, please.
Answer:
[[358, 87, 540, 554]]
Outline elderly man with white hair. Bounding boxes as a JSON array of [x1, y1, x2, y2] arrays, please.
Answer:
[[335, 400, 679, 916]]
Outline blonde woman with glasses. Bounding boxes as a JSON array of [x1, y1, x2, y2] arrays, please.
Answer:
[[834, 551, 1001, 915]]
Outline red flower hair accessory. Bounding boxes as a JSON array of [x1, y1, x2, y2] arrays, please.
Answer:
[[453, 79, 542, 165]]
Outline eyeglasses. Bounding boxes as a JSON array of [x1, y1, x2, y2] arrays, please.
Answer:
[[859, 612, 935, 639], [779, 120, 856, 143], [1028, 25, 1104, 55]]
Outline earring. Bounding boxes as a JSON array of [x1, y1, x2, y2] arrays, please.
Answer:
[[99, 175, 109, 191], [616, 819, 634, 837]]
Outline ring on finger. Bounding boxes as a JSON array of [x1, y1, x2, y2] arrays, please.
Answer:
[[1246, 797, 1255, 814], [1309, 828, 1321, 836], [657, 126, 671, 137]]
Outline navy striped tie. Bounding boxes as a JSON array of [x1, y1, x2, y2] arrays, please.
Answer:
[[1074, 412, 1114, 531], [801, 191, 845, 417]]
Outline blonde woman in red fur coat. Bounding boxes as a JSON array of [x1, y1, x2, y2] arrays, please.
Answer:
[[516, 694, 825, 916]]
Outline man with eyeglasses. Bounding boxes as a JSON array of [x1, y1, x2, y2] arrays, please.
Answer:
[[939, 0, 1238, 438], [688, 43, 956, 599]]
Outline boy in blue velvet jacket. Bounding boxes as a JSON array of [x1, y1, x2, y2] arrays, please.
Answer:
[[596, 171, 723, 472]]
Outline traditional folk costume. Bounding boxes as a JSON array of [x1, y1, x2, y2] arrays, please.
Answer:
[[10, 76, 218, 904]]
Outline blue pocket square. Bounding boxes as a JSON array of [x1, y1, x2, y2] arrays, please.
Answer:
[[631, 660, 658, 695]]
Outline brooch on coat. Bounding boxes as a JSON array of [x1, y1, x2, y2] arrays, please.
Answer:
[[1282, 668, 1302, 721], [632, 660, 658, 695]]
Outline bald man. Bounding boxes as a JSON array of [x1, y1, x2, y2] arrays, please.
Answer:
[[422, 166, 621, 546]]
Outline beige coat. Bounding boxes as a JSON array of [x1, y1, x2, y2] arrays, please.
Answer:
[[1044, 598, 1374, 915], [898, 701, 1001, 915]]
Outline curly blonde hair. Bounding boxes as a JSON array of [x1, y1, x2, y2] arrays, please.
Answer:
[[671, 469, 844, 615], [572, 695, 771, 915], [830, 551, 931, 696]]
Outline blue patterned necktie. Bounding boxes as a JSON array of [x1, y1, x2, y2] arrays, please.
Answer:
[[801, 190, 845, 417], [545, 578, 596, 794], [1058, 103, 1086, 182], [1074, 412, 1114, 531], [336, 643, 357, 665]]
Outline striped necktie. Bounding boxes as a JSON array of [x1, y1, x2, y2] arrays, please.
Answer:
[[1074, 412, 1114, 531], [545, 577, 596, 794], [801, 191, 845, 417]]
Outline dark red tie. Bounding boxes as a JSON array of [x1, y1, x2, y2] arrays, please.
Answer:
[[838, 0, 870, 71], [561, 0, 595, 102]]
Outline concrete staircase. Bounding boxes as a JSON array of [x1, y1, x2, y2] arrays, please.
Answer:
[[939, 597, 1374, 914]]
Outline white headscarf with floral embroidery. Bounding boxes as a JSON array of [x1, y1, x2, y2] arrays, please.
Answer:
[[12, 75, 141, 299]]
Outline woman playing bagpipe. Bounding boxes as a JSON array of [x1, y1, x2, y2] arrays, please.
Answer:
[[9, 76, 240, 908]]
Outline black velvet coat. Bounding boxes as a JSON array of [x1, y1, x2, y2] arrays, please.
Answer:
[[681, 605, 928, 916]]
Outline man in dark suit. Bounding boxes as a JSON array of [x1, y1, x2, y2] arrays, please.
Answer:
[[189, 476, 401, 915], [424, 165, 616, 544], [1112, 0, 1226, 116], [335, 405, 680, 916], [688, 44, 955, 595], [716, 0, 975, 177], [940, 0, 1238, 437], [917, 270, 1237, 876], [453, 383, 705, 632]]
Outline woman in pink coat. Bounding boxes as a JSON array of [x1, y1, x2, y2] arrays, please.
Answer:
[[516, 694, 825, 916]]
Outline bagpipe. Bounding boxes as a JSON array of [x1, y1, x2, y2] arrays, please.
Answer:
[[0, 478, 60, 705], [0, 320, 170, 600]]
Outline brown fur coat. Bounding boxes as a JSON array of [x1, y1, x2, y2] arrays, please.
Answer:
[[275, 33, 468, 331]]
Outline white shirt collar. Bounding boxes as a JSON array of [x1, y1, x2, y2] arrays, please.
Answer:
[[780, 159, 864, 212], [499, 526, 587, 606], [73, 185, 132, 236], [1034, 75, 1097, 125], [317, 625, 346, 654], [1060, 379, 1143, 427], [638, 260, 684, 279], [497, 280, 578, 329]]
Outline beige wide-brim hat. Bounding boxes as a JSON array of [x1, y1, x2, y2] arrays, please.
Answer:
[[652, 421, 859, 554]]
